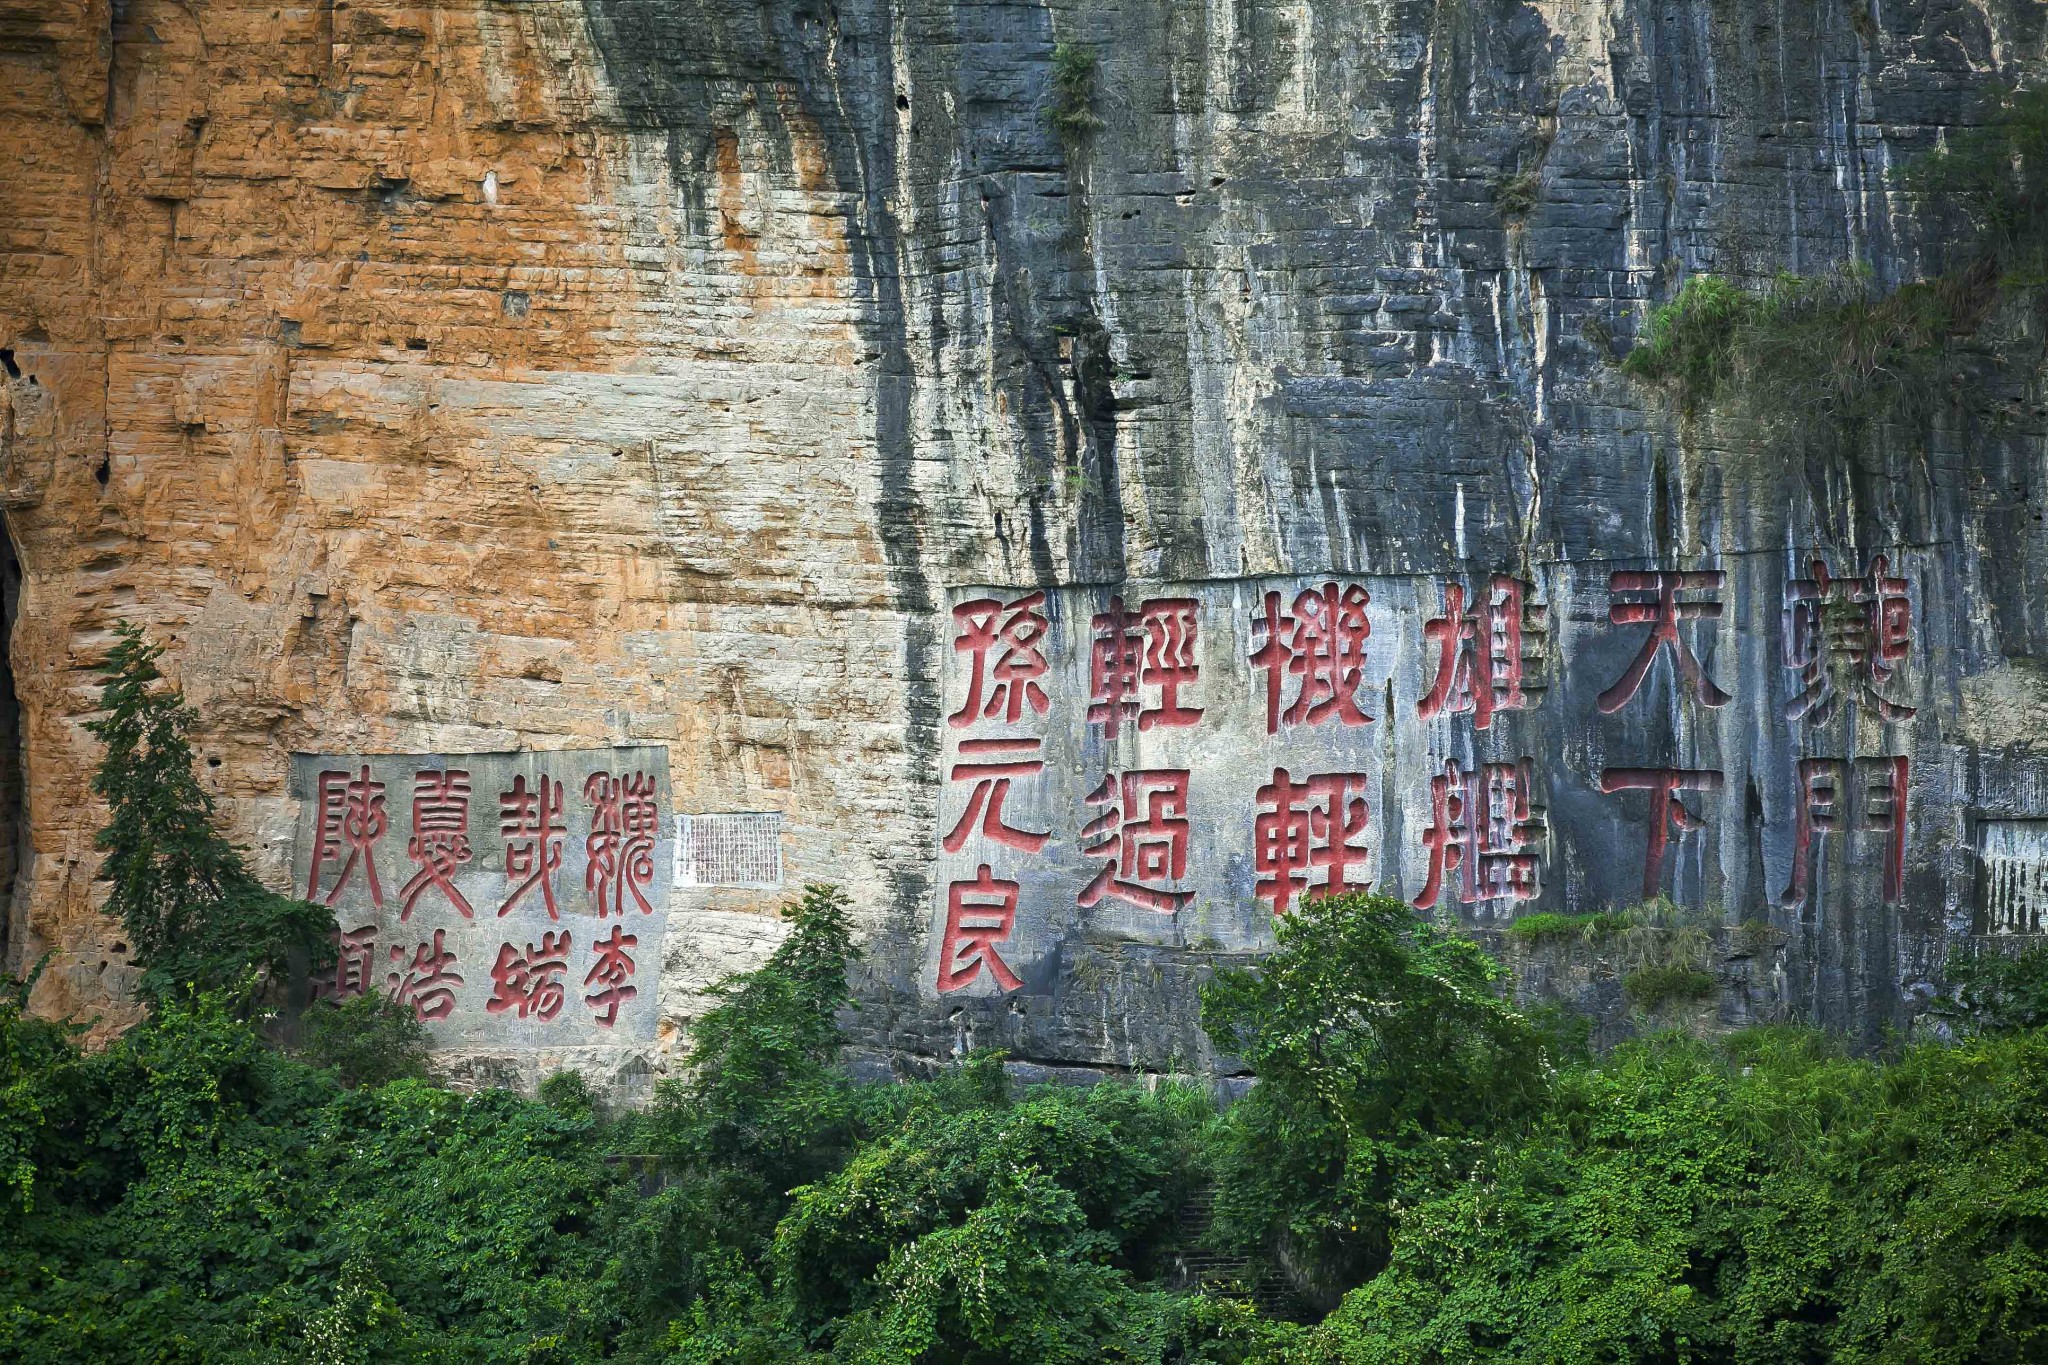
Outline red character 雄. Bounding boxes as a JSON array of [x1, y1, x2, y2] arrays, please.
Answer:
[[1417, 575, 1544, 730]]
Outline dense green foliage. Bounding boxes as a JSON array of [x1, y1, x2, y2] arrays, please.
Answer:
[[85, 622, 333, 1007]]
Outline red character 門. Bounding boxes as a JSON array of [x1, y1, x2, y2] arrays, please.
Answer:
[[1088, 596, 1205, 739], [499, 774, 567, 918], [308, 766, 389, 907], [488, 930, 572, 1021], [400, 769, 474, 919], [1078, 769, 1193, 915], [1250, 582, 1374, 735], [1782, 555, 1915, 724], [1413, 760, 1547, 909], [1253, 768, 1372, 915], [1417, 576, 1544, 730], [949, 592, 1051, 727], [936, 865, 1024, 993], [583, 924, 639, 1027], [386, 928, 463, 1022], [585, 771, 659, 917], [1599, 767, 1726, 901], [1596, 571, 1730, 713], [1778, 756, 1908, 907]]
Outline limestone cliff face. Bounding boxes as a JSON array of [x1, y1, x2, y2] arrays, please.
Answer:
[[3, 0, 2045, 1068]]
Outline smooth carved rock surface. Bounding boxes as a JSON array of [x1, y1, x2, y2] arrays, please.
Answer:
[[2, 0, 2045, 1071]]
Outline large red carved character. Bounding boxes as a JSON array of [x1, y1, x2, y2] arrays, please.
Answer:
[[1598, 767, 1726, 900], [585, 771, 659, 917], [400, 769, 474, 920], [312, 924, 378, 1002], [1597, 571, 1731, 713], [950, 592, 1051, 727], [1250, 583, 1373, 734], [487, 931, 572, 1021], [1782, 555, 1915, 723], [1779, 756, 1908, 907], [308, 766, 389, 907], [1253, 768, 1371, 915], [386, 928, 463, 1022], [499, 774, 568, 919], [937, 865, 1025, 993], [941, 739, 1050, 854], [1414, 760, 1547, 909], [1418, 576, 1543, 729], [1088, 596, 1204, 739], [1078, 769, 1193, 915], [583, 924, 639, 1027]]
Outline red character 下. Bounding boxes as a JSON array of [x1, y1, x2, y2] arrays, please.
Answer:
[[1078, 769, 1193, 915], [1599, 767, 1727, 901]]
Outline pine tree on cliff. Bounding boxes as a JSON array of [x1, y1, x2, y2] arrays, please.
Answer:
[[86, 621, 331, 1007]]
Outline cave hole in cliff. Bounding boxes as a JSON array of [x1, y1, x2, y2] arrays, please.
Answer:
[[0, 523, 19, 966]]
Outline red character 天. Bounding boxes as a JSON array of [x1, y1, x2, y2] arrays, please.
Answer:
[[936, 865, 1024, 993], [487, 930, 572, 1021], [1088, 596, 1205, 739], [1253, 768, 1372, 915], [1413, 760, 1547, 909], [1596, 571, 1731, 713], [499, 774, 568, 918], [1599, 767, 1727, 901], [1782, 555, 1916, 724], [1250, 582, 1374, 735], [585, 771, 659, 917], [949, 591, 1051, 727], [942, 738, 1050, 854], [583, 924, 640, 1027], [308, 766, 389, 908], [312, 924, 378, 1002], [399, 769, 475, 920], [1778, 756, 1909, 907], [1077, 769, 1194, 915], [386, 928, 463, 1022], [1417, 576, 1544, 730]]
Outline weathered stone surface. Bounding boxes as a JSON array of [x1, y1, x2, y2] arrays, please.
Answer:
[[2, 0, 2045, 1073]]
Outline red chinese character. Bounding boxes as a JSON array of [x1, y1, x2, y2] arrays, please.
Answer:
[[1078, 769, 1194, 914], [585, 771, 659, 917], [312, 924, 378, 1002], [399, 769, 474, 920], [1088, 596, 1205, 739], [937, 865, 1025, 993], [1413, 760, 1547, 909], [499, 775, 567, 918], [1782, 555, 1915, 724], [949, 591, 1051, 727], [1779, 756, 1908, 907], [386, 928, 463, 1022], [1253, 768, 1372, 916], [1250, 582, 1374, 734], [487, 930, 572, 1021], [942, 738, 1050, 854], [1599, 767, 1726, 901], [1596, 571, 1731, 713], [583, 924, 639, 1027], [1417, 575, 1544, 729], [308, 766, 389, 908]]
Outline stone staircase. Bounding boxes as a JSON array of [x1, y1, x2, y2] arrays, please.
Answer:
[[1166, 1186, 1313, 1322]]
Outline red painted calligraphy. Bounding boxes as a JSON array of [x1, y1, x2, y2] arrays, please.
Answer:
[[942, 739, 1050, 854], [1088, 596, 1205, 739], [1417, 575, 1543, 729], [385, 928, 463, 1022], [308, 766, 389, 908], [1250, 583, 1374, 734], [488, 930, 572, 1021], [399, 769, 474, 920], [1782, 555, 1915, 724], [1413, 760, 1547, 909], [1596, 571, 1731, 713], [312, 924, 378, 1002], [937, 865, 1025, 993], [949, 591, 1051, 727], [1779, 756, 1909, 907], [582, 924, 639, 1027], [1598, 767, 1727, 901], [1253, 768, 1372, 915], [1078, 769, 1194, 915], [585, 771, 659, 917], [499, 774, 567, 918]]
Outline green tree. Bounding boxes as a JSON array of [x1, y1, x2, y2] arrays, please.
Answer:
[[85, 622, 332, 1007]]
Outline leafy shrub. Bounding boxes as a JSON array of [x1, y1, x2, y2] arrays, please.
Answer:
[[1621, 963, 1718, 1011], [1504, 911, 1627, 945], [297, 990, 430, 1090], [1050, 42, 1104, 138], [1936, 940, 2048, 1034]]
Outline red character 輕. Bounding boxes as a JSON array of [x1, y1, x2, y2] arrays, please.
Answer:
[[1413, 760, 1548, 909], [399, 769, 474, 920], [1250, 583, 1374, 735], [1778, 756, 1908, 907], [1078, 769, 1194, 915], [499, 774, 568, 918], [1417, 576, 1545, 730], [308, 766, 389, 908], [583, 924, 639, 1027], [1599, 767, 1727, 901], [949, 591, 1052, 727], [386, 928, 463, 1022], [1253, 768, 1372, 916], [1596, 571, 1731, 713], [585, 771, 659, 917], [1087, 596, 1205, 739], [312, 924, 378, 1002], [941, 738, 1050, 855], [936, 865, 1025, 993], [487, 930, 572, 1021], [1782, 555, 1915, 724]]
